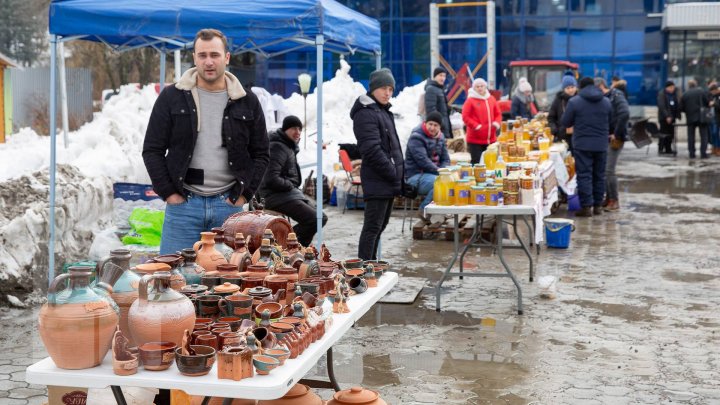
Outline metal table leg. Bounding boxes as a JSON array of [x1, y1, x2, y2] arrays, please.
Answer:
[[513, 215, 534, 282], [436, 214, 461, 311], [110, 386, 127, 405], [496, 215, 523, 315], [299, 347, 341, 391], [200, 397, 211, 405]]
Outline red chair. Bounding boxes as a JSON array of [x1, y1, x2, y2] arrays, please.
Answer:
[[338, 149, 362, 213]]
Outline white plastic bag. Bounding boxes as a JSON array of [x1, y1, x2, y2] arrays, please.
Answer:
[[537, 275, 557, 299]]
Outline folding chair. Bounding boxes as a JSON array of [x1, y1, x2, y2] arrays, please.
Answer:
[[338, 149, 362, 213]]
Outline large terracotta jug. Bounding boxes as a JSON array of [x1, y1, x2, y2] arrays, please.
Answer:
[[127, 271, 196, 347], [98, 249, 141, 346], [39, 270, 119, 369], [194, 232, 228, 273]]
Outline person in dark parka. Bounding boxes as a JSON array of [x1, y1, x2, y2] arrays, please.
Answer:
[[561, 77, 612, 217], [657, 81, 681, 155], [548, 74, 578, 150], [595, 77, 629, 212], [681, 79, 710, 158], [350, 68, 404, 260], [424, 67, 452, 138], [257, 116, 327, 246]]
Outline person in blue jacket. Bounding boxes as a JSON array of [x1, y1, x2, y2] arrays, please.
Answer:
[[350, 68, 405, 260], [404, 111, 451, 223], [561, 77, 612, 217]]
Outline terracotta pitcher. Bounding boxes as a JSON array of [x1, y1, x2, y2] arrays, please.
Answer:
[[127, 271, 196, 347], [39, 270, 119, 369], [99, 249, 141, 346], [194, 232, 228, 273]]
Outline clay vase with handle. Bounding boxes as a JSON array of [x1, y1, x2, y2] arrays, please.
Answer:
[[39, 270, 119, 369], [98, 249, 141, 346], [193, 232, 228, 273], [128, 271, 196, 347]]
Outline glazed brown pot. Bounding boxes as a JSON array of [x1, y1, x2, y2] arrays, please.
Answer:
[[257, 383, 323, 405], [128, 272, 196, 347], [327, 387, 387, 405], [193, 232, 228, 273], [222, 211, 293, 253], [175, 345, 216, 376], [39, 272, 119, 370]]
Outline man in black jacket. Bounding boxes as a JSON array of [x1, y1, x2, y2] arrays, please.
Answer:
[[595, 78, 629, 211], [257, 116, 327, 246], [142, 29, 270, 254], [424, 67, 452, 138], [657, 81, 681, 155], [681, 79, 710, 158], [350, 68, 404, 260]]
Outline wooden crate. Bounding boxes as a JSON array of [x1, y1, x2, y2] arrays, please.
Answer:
[[412, 215, 495, 243]]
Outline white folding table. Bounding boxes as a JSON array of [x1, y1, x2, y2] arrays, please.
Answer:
[[425, 202, 538, 315], [27, 272, 398, 404]]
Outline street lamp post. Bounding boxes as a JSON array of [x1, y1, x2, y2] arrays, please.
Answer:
[[298, 73, 312, 150]]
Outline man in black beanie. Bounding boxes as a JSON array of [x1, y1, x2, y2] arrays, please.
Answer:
[[257, 115, 327, 246], [561, 77, 612, 217], [425, 66, 452, 138], [350, 68, 404, 260]]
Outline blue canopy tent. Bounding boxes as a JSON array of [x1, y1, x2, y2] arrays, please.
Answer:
[[47, 0, 382, 281]]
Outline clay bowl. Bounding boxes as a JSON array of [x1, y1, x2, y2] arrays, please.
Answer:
[[254, 302, 283, 320], [345, 269, 364, 278], [264, 347, 290, 366], [217, 316, 242, 332], [196, 317, 213, 324], [279, 316, 304, 331], [138, 342, 177, 371], [364, 260, 389, 274], [343, 258, 364, 269], [253, 354, 280, 375], [174, 345, 216, 376], [296, 282, 320, 296], [268, 321, 294, 341]]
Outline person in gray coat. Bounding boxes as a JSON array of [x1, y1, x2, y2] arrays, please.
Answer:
[[425, 67, 452, 138], [595, 78, 629, 212], [681, 79, 710, 158], [257, 116, 327, 246]]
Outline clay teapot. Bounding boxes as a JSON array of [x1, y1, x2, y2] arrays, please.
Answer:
[[39, 270, 119, 369], [327, 387, 388, 405], [98, 249, 142, 346], [257, 383, 322, 405], [194, 231, 228, 273], [128, 271, 196, 347]]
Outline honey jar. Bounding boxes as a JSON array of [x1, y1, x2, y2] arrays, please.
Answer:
[[454, 179, 471, 205], [470, 186, 486, 205]]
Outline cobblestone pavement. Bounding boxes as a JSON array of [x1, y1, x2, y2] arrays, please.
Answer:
[[3, 144, 720, 404]]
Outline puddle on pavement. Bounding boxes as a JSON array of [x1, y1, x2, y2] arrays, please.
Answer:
[[662, 269, 718, 283], [564, 299, 660, 322], [685, 303, 709, 311], [623, 170, 720, 197]]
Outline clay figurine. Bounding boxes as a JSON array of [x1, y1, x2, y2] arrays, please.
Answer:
[[112, 327, 139, 376], [334, 275, 350, 314]]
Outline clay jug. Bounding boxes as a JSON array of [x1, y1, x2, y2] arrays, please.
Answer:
[[177, 248, 206, 285], [298, 248, 320, 280], [39, 270, 119, 369], [252, 238, 275, 267], [327, 387, 387, 405], [229, 233, 252, 272], [257, 383, 322, 405], [222, 211, 293, 253], [128, 271, 196, 347], [211, 227, 235, 262], [99, 249, 142, 346], [193, 232, 228, 273]]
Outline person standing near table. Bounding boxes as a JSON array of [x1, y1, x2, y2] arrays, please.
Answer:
[[350, 68, 404, 260], [462, 78, 502, 164], [425, 67, 452, 138], [595, 78, 629, 212], [143, 28, 270, 254], [561, 77, 612, 217], [548, 74, 578, 150], [657, 81, 681, 155], [681, 79, 710, 159]]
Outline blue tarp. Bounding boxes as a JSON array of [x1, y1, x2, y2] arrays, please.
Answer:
[[48, 0, 381, 55]]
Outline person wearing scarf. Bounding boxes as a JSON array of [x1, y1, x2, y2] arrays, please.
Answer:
[[462, 78, 502, 164]]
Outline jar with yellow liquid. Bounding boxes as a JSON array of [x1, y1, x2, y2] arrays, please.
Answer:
[[484, 148, 497, 171], [458, 162, 472, 179], [433, 169, 455, 206], [487, 186, 499, 206], [470, 185, 487, 205], [454, 179, 472, 205], [473, 164, 486, 183]]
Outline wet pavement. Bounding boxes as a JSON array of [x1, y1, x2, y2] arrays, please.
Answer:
[[3, 142, 720, 404]]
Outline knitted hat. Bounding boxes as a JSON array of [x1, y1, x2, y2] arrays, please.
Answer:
[[433, 67, 448, 78], [579, 77, 595, 89], [473, 78, 488, 87], [425, 111, 443, 126], [518, 79, 532, 93], [369, 68, 396, 93], [665, 80, 675, 88], [282, 115, 303, 131], [561, 75, 577, 89]]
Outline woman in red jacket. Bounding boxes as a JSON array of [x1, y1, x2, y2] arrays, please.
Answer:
[[462, 78, 502, 164]]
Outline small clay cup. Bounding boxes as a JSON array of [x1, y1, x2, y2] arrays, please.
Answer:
[[195, 334, 218, 351], [138, 342, 177, 371], [195, 317, 213, 325], [191, 330, 212, 345], [175, 345, 216, 377], [218, 294, 253, 319], [264, 277, 289, 294], [217, 316, 243, 332], [218, 331, 243, 349], [264, 347, 290, 366], [200, 275, 222, 289], [197, 294, 222, 318], [348, 277, 368, 294], [240, 277, 265, 291], [253, 354, 280, 375]]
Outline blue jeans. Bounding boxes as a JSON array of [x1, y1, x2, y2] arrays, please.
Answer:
[[574, 149, 607, 208], [407, 173, 438, 211], [160, 191, 243, 254], [710, 122, 720, 148]]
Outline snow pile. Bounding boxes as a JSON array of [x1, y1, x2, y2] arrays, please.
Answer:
[[0, 60, 427, 300]]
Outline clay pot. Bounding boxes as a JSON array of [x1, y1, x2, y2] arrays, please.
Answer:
[[213, 282, 241, 297], [191, 330, 212, 344], [243, 264, 271, 278], [216, 263, 241, 278], [196, 295, 223, 318], [269, 321, 294, 342], [39, 271, 119, 369], [247, 286, 272, 300], [223, 211, 293, 253], [151, 254, 183, 269], [348, 277, 368, 294], [201, 274, 222, 289], [128, 271, 196, 347], [253, 354, 280, 375], [240, 277, 265, 291], [327, 387, 387, 405], [264, 276, 288, 294], [216, 316, 243, 332], [138, 341, 177, 371], [195, 333, 218, 351], [258, 383, 322, 405], [252, 327, 276, 349], [343, 258, 364, 270], [345, 269, 364, 278], [218, 331, 243, 349], [255, 302, 283, 320], [181, 284, 209, 297], [296, 282, 320, 296], [263, 347, 291, 366], [175, 345, 216, 376], [218, 294, 253, 319], [364, 260, 389, 275], [217, 346, 254, 381], [193, 232, 229, 273]]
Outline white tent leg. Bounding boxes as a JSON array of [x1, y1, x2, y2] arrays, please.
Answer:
[[48, 35, 58, 285], [174, 50, 181, 82], [159, 50, 166, 91], [315, 35, 325, 247]]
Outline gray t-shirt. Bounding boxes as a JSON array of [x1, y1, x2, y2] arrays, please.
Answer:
[[183, 88, 236, 196]]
